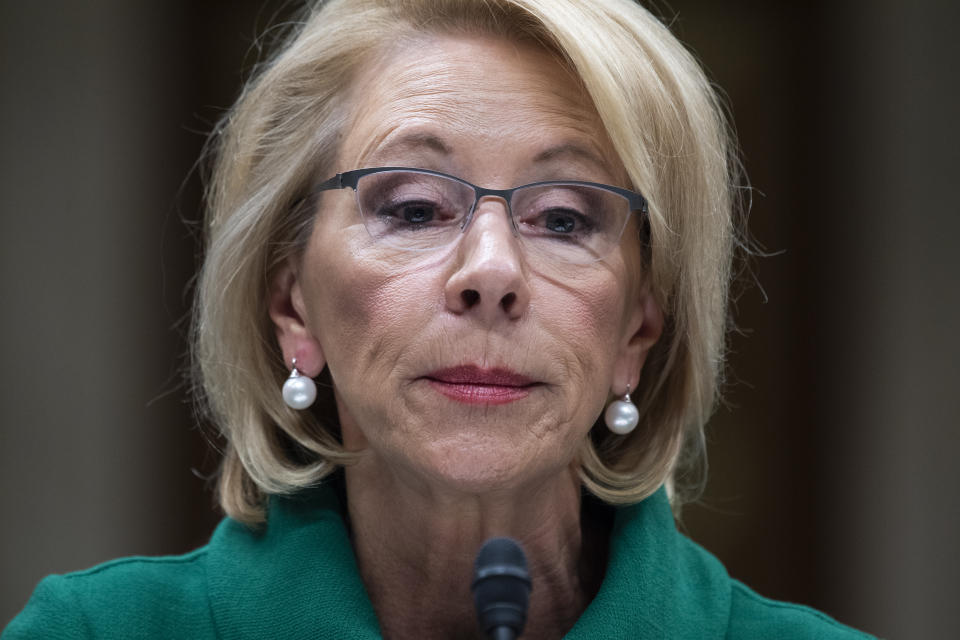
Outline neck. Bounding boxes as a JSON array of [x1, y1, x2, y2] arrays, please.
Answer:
[[343, 460, 606, 640]]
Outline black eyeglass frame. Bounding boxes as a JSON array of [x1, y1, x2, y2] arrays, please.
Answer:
[[308, 167, 649, 258], [316, 164, 646, 215]]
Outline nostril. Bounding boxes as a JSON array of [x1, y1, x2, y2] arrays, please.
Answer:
[[461, 289, 480, 307], [500, 292, 516, 311]]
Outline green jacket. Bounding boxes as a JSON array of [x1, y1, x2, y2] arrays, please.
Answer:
[[4, 486, 874, 639]]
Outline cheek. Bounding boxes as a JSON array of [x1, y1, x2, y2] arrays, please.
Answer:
[[300, 238, 442, 388], [531, 266, 629, 383]]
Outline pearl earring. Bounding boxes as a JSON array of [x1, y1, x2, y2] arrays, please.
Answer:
[[604, 386, 639, 435], [282, 358, 317, 410]]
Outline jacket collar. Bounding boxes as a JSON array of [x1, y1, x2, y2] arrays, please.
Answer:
[[567, 488, 731, 638], [206, 484, 731, 638], [206, 486, 381, 639]]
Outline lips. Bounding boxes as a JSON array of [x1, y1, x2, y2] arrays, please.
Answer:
[[423, 365, 537, 405], [426, 365, 534, 386]]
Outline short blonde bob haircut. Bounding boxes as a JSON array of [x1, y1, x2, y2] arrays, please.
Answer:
[[194, 0, 738, 524]]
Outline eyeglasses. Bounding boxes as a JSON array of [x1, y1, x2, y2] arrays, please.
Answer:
[[312, 167, 648, 265]]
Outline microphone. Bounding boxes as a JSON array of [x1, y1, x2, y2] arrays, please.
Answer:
[[472, 537, 532, 640]]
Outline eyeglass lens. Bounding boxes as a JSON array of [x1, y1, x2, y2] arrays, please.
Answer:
[[354, 170, 631, 264]]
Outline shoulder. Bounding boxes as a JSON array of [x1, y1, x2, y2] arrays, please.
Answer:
[[3, 547, 216, 640], [574, 490, 876, 639], [725, 578, 877, 640], [3, 488, 373, 640]]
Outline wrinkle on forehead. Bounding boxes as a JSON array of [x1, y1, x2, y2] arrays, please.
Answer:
[[341, 33, 623, 183]]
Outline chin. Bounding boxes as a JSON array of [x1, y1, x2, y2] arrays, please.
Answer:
[[413, 436, 567, 497]]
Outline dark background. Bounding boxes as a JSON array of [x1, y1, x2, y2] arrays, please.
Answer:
[[2, 1, 958, 636]]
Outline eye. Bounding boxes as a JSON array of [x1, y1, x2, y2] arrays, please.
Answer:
[[367, 178, 462, 228], [513, 185, 610, 243], [377, 198, 458, 224], [373, 195, 461, 233], [517, 202, 597, 240], [395, 201, 436, 224], [542, 209, 579, 234]]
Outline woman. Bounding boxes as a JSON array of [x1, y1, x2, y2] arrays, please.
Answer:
[[5, 0, 873, 638]]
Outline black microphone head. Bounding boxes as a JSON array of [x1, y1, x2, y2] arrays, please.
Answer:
[[472, 537, 532, 637]]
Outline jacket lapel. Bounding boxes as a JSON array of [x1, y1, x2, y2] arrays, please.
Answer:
[[566, 488, 732, 639]]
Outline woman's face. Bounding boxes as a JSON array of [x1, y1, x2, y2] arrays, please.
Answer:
[[273, 34, 660, 494]]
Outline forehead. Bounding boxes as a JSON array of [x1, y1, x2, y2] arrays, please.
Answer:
[[340, 33, 622, 182]]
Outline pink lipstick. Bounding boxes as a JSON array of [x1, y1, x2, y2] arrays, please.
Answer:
[[424, 365, 536, 405]]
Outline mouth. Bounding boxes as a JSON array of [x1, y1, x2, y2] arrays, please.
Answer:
[[422, 365, 539, 405]]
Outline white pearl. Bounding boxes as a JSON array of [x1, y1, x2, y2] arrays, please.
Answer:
[[605, 398, 639, 435], [282, 373, 317, 410]]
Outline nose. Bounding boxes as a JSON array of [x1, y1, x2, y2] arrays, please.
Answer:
[[444, 198, 531, 322]]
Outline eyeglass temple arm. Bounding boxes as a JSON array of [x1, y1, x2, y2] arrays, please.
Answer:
[[289, 174, 343, 212], [313, 169, 372, 194], [315, 174, 344, 192], [629, 193, 649, 215]]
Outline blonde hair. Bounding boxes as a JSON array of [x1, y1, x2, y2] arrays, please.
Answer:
[[194, 0, 738, 523]]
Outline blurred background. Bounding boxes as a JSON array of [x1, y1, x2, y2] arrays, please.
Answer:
[[1, 0, 957, 636]]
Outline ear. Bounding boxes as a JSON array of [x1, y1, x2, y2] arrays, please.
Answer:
[[268, 259, 325, 377], [612, 286, 664, 395]]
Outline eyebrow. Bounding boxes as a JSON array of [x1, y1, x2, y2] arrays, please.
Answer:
[[372, 133, 452, 160], [370, 134, 609, 176], [531, 142, 607, 169]]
